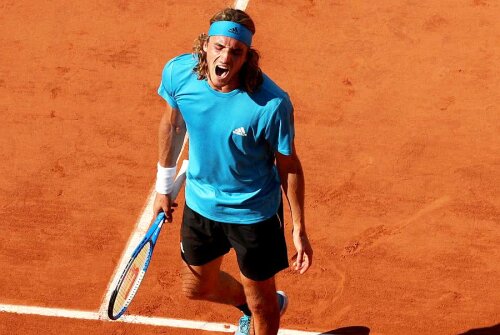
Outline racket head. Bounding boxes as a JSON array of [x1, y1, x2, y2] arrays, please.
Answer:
[[107, 239, 153, 320], [106, 159, 188, 320], [107, 212, 166, 319]]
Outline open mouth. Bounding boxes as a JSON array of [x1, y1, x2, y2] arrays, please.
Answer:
[[215, 65, 229, 78]]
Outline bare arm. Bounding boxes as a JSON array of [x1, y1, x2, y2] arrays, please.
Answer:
[[153, 104, 186, 222], [158, 104, 186, 168], [275, 146, 313, 274]]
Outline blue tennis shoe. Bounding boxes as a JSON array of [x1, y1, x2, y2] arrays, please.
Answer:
[[234, 291, 288, 335], [234, 314, 251, 335], [276, 291, 288, 316]]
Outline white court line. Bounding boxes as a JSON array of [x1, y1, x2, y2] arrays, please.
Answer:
[[0, 304, 323, 334], [234, 0, 250, 10], [0, 304, 234, 332], [0, 304, 98, 321]]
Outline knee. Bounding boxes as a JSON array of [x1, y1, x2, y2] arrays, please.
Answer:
[[180, 260, 222, 301]]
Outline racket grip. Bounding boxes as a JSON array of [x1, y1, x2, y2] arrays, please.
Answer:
[[156, 211, 166, 223]]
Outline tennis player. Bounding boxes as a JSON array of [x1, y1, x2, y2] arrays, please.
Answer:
[[153, 8, 312, 335]]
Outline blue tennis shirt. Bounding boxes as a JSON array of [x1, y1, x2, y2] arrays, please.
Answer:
[[158, 54, 294, 224]]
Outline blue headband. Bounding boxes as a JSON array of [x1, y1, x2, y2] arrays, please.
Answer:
[[208, 21, 253, 47]]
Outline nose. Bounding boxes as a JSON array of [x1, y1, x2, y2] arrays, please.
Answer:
[[219, 48, 230, 63]]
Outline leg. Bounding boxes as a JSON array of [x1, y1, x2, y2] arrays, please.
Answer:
[[181, 255, 247, 307], [180, 205, 246, 306], [225, 203, 289, 335], [240, 274, 280, 335]]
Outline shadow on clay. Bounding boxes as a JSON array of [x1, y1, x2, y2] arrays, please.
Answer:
[[457, 324, 500, 335], [319, 326, 370, 335]]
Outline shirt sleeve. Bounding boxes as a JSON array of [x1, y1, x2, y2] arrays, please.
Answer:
[[261, 96, 295, 156], [157, 59, 179, 109]]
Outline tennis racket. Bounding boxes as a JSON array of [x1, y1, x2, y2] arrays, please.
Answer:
[[107, 159, 189, 320]]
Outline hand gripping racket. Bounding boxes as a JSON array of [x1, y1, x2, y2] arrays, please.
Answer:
[[107, 159, 189, 320]]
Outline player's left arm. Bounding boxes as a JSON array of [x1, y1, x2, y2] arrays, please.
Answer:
[[276, 146, 313, 274]]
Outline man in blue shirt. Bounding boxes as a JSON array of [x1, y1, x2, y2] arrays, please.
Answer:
[[153, 7, 312, 335]]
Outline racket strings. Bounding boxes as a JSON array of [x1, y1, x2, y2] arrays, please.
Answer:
[[112, 243, 152, 316]]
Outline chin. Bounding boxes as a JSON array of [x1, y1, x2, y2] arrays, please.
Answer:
[[210, 75, 230, 88]]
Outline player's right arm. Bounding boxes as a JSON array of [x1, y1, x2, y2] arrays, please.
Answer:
[[152, 104, 186, 222]]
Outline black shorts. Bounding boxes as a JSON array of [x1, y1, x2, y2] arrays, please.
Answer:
[[180, 203, 289, 281]]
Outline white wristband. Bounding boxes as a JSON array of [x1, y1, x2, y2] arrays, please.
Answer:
[[155, 163, 177, 194]]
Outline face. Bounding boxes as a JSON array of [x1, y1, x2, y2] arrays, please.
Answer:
[[203, 35, 249, 92]]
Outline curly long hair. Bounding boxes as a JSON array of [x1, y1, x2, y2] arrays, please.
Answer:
[[193, 8, 263, 93]]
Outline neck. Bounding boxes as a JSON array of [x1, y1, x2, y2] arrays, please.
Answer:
[[207, 75, 241, 93]]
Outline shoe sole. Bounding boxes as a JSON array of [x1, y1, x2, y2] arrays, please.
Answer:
[[277, 290, 288, 316]]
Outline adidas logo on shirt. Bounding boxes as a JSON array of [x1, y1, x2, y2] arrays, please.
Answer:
[[232, 127, 247, 136]]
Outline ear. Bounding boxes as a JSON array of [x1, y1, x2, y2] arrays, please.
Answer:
[[203, 38, 208, 52]]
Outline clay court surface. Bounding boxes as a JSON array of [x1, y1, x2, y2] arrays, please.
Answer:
[[0, 0, 499, 334]]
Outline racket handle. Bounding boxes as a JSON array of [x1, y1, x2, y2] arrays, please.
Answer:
[[155, 211, 166, 223]]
